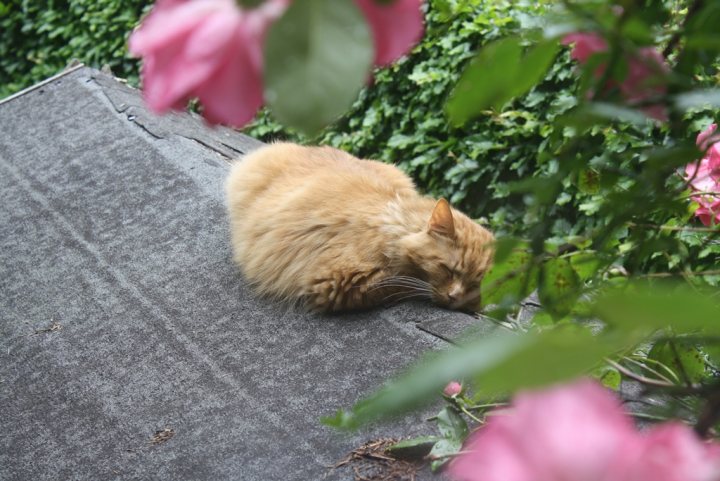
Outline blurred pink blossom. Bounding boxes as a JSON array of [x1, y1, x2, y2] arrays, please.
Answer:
[[129, 0, 424, 127], [443, 381, 462, 397], [355, 0, 424, 66], [685, 123, 720, 226], [620, 423, 720, 481], [129, 0, 288, 126], [448, 379, 720, 481], [562, 32, 669, 121]]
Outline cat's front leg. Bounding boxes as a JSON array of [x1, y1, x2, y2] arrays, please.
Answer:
[[306, 268, 399, 312]]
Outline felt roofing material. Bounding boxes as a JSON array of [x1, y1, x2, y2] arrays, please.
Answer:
[[0, 67, 501, 480]]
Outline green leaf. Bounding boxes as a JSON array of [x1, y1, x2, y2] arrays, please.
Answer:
[[436, 406, 468, 441], [538, 257, 581, 319], [472, 327, 632, 397], [481, 247, 538, 306], [323, 327, 637, 431], [264, 0, 373, 134], [569, 251, 602, 282], [558, 102, 653, 130], [387, 436, 440, 460], [594, 283, 720, 335], [322, 332, 530, 430], [674, 89, 720, 111], [593, 365, 621, 390], [429, 438, 463, 471], [446, 37, 558, 126], [649, 340, 709, 384], [577, 169, 601, 195]]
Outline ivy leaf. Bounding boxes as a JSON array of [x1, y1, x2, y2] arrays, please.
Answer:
[[264, 0, 373, 134]]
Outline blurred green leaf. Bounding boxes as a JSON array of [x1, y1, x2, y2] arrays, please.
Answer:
[[558, 102, 653, 130], [264, 0, 373, 134], [569, 251, 602, 282], [674, 89, 720, 111], [446, 37, 558, 126], [594, 283, 720, 335], [538, 257, 581, 319], [324, 327, 637, 431], [649, 340, 709, 384], [481, 247, 538, 306]]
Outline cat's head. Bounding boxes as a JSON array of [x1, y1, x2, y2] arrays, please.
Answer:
[[397, 199, 495, 311]]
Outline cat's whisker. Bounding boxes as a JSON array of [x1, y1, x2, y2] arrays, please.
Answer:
[[383, 291, 434, 303]]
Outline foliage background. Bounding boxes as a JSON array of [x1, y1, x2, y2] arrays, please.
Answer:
[[0, 0, 147, 99]]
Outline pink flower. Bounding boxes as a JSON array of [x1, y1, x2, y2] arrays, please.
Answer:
[[355, 0, 424, 66], [562, 32, 669, 121], [129, 0, 424, 127], [685, 123, 720, 226], [448, 379, 720, 481], [443, 381, 462, 397], [562, 32, 608, 63], [129, 0, 288, 126], [620, 423, 720, 481], [448, 379, 638, 481]]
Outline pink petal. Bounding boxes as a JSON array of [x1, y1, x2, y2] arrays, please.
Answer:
[[697, 123, 718, 150], [448, 380, 637, 481], [194, 27, 263, 126], [622, 423, 720, 481], [562, 32, 608, 63], [449, 420, 535, 481], [354, 0, 425, 66], [443, 381, 462, 397], [129, 0, 228, 55]]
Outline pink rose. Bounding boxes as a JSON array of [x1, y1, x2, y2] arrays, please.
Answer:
[[129, 0, 288, 126], [685, 123, 720, 226], [620, 423, 720, 481], [448, 379, 720, 481], [448, 379, 638, 481], [562, 32, 669, 121], [443, 381, 462, 397], [129, 0, 424, 127], [355, 0, 424, 66], [562, 32, 608, 63]]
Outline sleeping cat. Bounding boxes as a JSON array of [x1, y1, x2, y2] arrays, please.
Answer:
[[225, 143, 494, 313]]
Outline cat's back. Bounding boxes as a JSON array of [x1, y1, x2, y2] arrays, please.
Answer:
[[226, 143, 413, 206]]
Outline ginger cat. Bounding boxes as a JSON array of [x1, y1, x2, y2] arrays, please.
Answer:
[[226, 143, 494, 313]]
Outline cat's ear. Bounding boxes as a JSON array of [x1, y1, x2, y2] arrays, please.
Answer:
[[428, 198, 455, 238]]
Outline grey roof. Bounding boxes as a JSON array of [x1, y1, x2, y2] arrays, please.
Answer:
[[0, 67, 502, 480]]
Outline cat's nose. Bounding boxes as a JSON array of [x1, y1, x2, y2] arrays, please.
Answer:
[[448, 283, 463, 301]]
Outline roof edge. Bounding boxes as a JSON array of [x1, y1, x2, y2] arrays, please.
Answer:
[[0, 63, 86, 107]]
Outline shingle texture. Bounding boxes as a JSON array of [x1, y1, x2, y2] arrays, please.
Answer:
[[0, 67, 499, 480]]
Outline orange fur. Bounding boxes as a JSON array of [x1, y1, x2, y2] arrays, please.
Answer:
[[225, 143, 494, 312]]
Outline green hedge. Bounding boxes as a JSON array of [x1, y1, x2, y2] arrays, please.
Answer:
[[247, 1, 588, 235], [0, 0, 148, 99]]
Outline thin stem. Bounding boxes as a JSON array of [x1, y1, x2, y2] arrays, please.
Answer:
[[605, 358, 675, 388], [458, 405, 482, 424], [627, 222, 720, 233], [639, 269, 720, 278], [622, 356, 676, 385]]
